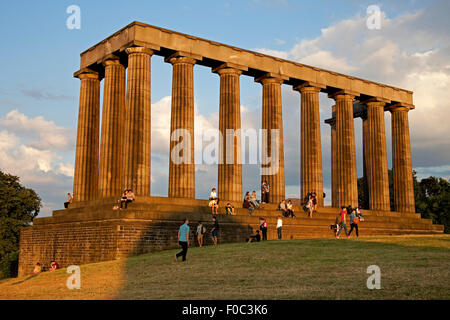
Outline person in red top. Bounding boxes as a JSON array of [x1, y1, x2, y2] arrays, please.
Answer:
[[259, 217, 268, 241], [336, 207, 349, 239]]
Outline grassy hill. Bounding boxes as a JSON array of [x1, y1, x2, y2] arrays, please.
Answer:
[[1, 235, 449, 300]]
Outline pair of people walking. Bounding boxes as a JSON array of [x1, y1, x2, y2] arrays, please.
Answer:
[[335, 206, 364, 238], [175, 216, 220, 262]]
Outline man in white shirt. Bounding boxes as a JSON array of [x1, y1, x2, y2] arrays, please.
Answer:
[[277, 216, 283, 240]]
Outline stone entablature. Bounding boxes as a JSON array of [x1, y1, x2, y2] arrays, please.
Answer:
[[77, 21, 413, 107]]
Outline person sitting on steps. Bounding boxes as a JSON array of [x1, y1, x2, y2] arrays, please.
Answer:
[[209, 188, 219, 214], [64, 193, 73, 209]]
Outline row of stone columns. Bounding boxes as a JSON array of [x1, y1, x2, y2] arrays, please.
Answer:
[[73, 46, 415, 213], [326, 98, 415, 212]]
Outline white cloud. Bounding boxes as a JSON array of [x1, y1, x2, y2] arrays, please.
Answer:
[[255, 2, 450, 179], [0, 109, 74, 151], [0, 111, 76, 217]]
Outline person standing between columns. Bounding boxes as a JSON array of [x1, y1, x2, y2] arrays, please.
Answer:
[[294, 82, 325, 208], [99, 54, 126, 199], [73, 68, 101, 202], [329, 91, 359, 208], [212, 63, 246, 202], [166, 52, 201, 198], [362, 98, 390, 211], [390, 104, 415, 212], [122, 47, 154, 197], [256, 73, 286, 204]]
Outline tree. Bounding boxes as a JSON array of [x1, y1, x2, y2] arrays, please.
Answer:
[[0, 170, 41, 278]]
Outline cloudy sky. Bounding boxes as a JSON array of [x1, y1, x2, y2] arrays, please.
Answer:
[[0, 0, 449, 217]]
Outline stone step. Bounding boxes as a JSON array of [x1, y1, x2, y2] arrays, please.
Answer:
[[64, 196, 422, 218], [38, 208, 441, 232], [54, 202, 432, 227]]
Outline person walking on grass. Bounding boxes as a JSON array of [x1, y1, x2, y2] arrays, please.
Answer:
[[348, 206, 365, 238], [175, 218, 190, 262], [336, 206, 349, 239], [211, 216, 219, 246], [196, 221, 205, 247], [277, 215, 283, 240]]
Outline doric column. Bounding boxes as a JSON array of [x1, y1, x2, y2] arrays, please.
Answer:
[[73, 69, 100, 202], [122, 47, 153, 197], [99, 55, 126, 198], [390, 104, 415, 212], [361, 111, 370, 207], [294, 82, 325, 207], [329, 91, 359, 207], [166, 52, 200, 198], [326, 106, 338, 207], [363, 99, 390, 210], [213, 64, 245, 202], [256, 74, 285, 204]]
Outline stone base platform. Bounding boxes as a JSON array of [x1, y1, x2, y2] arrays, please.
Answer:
[[18, 196, 444, 276]]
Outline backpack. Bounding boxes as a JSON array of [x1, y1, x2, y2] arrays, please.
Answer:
[[335, 214, 342, 225]]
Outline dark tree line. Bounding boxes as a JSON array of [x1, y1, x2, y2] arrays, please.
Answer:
[[0, 170, 41, 278], [358, 169, 450, 233]]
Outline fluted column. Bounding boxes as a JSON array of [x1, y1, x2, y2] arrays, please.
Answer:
[[327, 106, 338, 207], [167, 54, 197, 198], [213, 65, 243, 202], [256, 75, 285, 203], [361, 111, 370, 207], [99, 55, 126, 198], [364, 100, 390, 210], [122, 47, 153, 196], [330, 91, 359, 207], [73, 69, 100, 202], [390, 104, 415, 212], [294, 83, 324, 207]]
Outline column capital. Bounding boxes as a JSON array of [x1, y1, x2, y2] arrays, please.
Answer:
[[74, 68, 99, 80], [167, 56, 197, 66], [360, 96, 390, 106], [212, 62, 247, 75], [389, 103, 414, 113], [102, 54, 122, 67], [126, 46, 154, 56], [164, 50, 202, 64], [328, 89, 359, 101], [293, 81, 326, 93], [254, 72, 288, 85]]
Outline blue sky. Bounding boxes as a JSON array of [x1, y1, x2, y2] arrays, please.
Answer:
[[0, 0, 448, 216]]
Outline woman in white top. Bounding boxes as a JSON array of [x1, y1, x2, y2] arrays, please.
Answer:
[[276, 216, 283, 240], [209, 188, 219, 214]]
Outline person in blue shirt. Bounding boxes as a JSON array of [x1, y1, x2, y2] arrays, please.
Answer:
[[174, 218, 190, 262]]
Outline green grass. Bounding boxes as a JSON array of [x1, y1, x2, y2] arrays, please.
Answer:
[[1, 235, 450, 300]]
